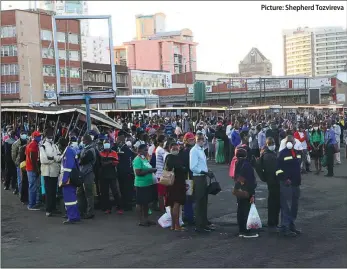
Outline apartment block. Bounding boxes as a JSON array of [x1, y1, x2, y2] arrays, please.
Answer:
[[1, 9, 82, 103]]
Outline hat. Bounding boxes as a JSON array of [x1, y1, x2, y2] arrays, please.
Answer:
[[32, 131, 41, 137], [184, 132, 195, 140]]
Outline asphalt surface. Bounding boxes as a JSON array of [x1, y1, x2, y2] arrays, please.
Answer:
[[2, 150, 347, 268]]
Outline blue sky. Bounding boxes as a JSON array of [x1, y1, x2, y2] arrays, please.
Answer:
[[3, 1, 347, 75]]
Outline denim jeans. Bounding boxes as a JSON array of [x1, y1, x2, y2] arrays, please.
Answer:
[[27, 171, 39, 208], [280, 181, 300, 230], [17, 167, 21, 194]]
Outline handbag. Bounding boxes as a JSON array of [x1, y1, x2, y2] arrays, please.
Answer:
[[207, 174, 221, 195], [333, 143, 340, 153], [69, 157, 83, 187], [159, 156, 175, 186], [185, 173, 193, 196]]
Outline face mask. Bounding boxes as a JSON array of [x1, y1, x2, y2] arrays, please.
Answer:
[[248, 137, 252, 143], [71, 142, 78, 148], [90, 135, 94, 141], [268, 145, 276, 151], [20, 134, 27, 140], [171, 150, 179, 155], [314, 127, 318, 131], [286, 142, 293, 150], [103, 143, 111, 150], [80, 142, 85, 148], [197, 141, 204, 147], [46, 138, 53, 143], [34, 136, 41, 143]]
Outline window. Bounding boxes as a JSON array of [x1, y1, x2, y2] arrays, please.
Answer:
[[69, 84, 82, 92], [116, 74, 128, 85], [42, 48, 54, 59], [1, 45, 17, 57], [69, 68, 80, 78], [0, 82, 19, 94], [68, 34, 79, 44], [69, 50, 80, 61], [43, 65, 55, 76], [58, 50, 66, 60], [43, 83, 55, 91], [41, 29, 52, 41], [60, 68, 67, 77], [57, 32, 66, 42], [1, 26, 16, 38], [1, 64, 18, 75]]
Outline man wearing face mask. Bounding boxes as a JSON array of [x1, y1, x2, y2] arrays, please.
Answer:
[[248, 122, 260, 158], [25, 131, 42, 211], [11, 130, 28, 196], [276, 135, 302, 237], [259, 137, 280, 231], [190, 133, 215, 233], [4, 131, 17, 192], [39, 128, 61, 217], [266, 122, 280, 151]]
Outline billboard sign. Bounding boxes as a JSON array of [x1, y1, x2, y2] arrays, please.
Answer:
[[131, 70, 172, 92], [227, 79, 247, 89], [247, 78, 289, 91], [44, 90, 57, 100]]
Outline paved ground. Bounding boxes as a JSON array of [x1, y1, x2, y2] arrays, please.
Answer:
[[2, 150, 347, 268]]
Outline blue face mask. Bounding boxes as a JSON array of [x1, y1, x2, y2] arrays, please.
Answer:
[[103, 143, 111, 150], [20, 134, 27, 140], [34, 136, 41, 143], [80, 142, 85, 148]]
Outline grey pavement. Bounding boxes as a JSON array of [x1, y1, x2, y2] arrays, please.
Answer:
[[1, 151, 347, 268]]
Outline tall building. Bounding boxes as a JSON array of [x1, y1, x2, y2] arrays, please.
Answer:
[[238, 48, 272, 77], [38, 1, 90, 59], [135, 13, 166, 40], [1, 9, 82, 103], [83, 36, 110, 64], [124, 29, 197, 74], [283, 26, 347, 77]]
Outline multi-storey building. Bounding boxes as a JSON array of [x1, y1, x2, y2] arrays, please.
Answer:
[[1, 9, 82, 103], [83, 36, 110, 64], [314, 27, 347, 77], [135, 13, 166, 40], [39, 1, 90, 59], [114, 45, 127, 66], [283, 26, 347, 77], [239, 48, 272, 77]]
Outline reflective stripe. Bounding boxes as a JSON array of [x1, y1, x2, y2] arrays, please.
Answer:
[[297, 155, 301, 158], [65, 201, 77, 206], [276, 170, 284, 176], [63, 168, 72, 172], [284, 156, 293, 161]]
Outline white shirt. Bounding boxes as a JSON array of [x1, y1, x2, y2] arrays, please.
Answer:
[[333, 124, 341, 142], [189, 144, 208, 176], [155, 146, 166, 178], [298, 131, 307, 150], [279, 138, 303, 152], [226, 125, 232, 139], [148, 144, 155, 157]]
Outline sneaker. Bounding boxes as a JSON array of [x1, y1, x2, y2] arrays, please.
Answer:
[[290, 227, 302, 235], [243, 232, 259, 238], [104, 210, 111, 214], [148, 209, 152, 215], [46, 212, 52, 217], [207, 224, 216, 231], [28, 204, 41, 211], [279, 230, 297, 237], [195, 227, 212, 233], [117, 209, 124, 215], [324, 174, 334, 177]]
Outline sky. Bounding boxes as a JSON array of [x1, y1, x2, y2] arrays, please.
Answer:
[[2, 1, 347, 75]]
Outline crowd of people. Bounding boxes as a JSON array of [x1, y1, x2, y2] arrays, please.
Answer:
[[1, 111, 346, 238]]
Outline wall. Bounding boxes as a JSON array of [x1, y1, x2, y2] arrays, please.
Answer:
[[126, 40, 161, 70], [16, 10, 43, 103]]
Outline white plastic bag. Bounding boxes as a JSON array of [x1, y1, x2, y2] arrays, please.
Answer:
[[157, 206, 184, 228], [246, 204, 262, 230], [306, 153, 311, 164], [186, 179, 193, 196]]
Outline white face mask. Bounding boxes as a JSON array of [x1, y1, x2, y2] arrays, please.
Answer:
[[71, 142, 78, 148], [90, 135, 94, 141], [286, 142, 293, 150], [46, 138, 53, 143], [248, 137, 253, 143], [314, 127, 318, 131], [170, 150, 179, 155], [268, 145, 276, 151], [103, 143, 111, 150]]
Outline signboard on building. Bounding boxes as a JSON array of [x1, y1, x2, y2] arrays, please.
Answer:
[[44, 90, 57, 100], [131, 70, 172, 93], [188, 85, 212, 93], [227, 79, 247, 89], [309, 78, 331, 88], [246, 78, 289, 91]]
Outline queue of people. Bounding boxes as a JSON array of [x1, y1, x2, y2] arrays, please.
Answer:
[[1, 111, 346, 238]]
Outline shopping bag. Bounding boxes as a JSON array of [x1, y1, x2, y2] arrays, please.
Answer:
[[306, 153, 311, 164], [321, 155, 327, 167], [246, 204, 262, 230], [157, 206, 184, 228], [186, 174, 193, 196]]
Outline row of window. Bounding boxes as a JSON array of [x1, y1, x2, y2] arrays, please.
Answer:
[[317, 60, 347, 65], [317, 64, 346, 70], [42, 48, 80, 61], [316, 32, 346, 38], [1, 64, 19, 75], [316, 41, 347, 47], [1, 45, 17, 57], [41, 30, 79, 44], [317, 56, 347, 61], [315, 50, 347, 56], [83, 72, 129, 85], [1, 26, 16, 38], [44, 83, 83, 92], [316, 36, 347, 42], [43, 65, 81, 78], [0, 82, 19, 94], [317, 46, 347, 52]]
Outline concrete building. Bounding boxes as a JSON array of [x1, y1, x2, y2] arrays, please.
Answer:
[[135, 13, 166, 40], [124, 29, 197, 74], [1, 9, 82, 103], [114, 45, 127, 66], [283, 26, 347, 77], [238, 48, 272, 77], [83, 36, 110, 64], [39, 1, 90, 59]]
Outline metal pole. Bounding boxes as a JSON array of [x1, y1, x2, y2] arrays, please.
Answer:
[[229, 79, 232, 107], [73, 113, 81, 129], [259, 78, 262, 105], [108, 17, 117, 96], [43, 115, 48, 130], [52, 17, 61, 102], [185, 64, 188, 106], [53, 115, 60, 141], [84, 95, 91, 132], [65, 113, 75, 138], [26, 45, 33, 103]]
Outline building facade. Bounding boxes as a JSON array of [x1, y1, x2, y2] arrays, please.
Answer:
[[135, 13, 166, 40], [283, 26, 347, 77], [124, 29, 197, 74], [1, 9, 82, 103], [82, 61, 130, 96], [83, 36, 110, 64], [114, 45, 127, 66], [238, 48, 272, 77]]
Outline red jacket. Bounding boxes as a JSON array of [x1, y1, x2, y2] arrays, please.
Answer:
[[294, 131, 311, 151]]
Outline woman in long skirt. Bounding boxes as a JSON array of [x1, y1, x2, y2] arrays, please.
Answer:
[[215, 139, 225, 164]]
